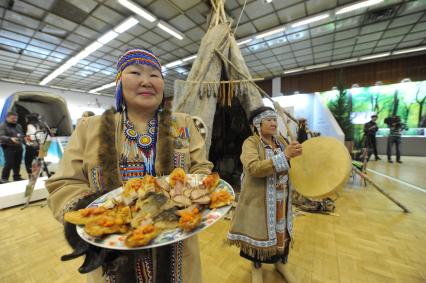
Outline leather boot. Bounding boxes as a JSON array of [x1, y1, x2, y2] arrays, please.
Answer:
[[251, 263, 263, 283], [275, 262, 297, 283]]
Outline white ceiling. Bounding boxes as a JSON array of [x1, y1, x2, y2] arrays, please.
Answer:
[[0, 0, 425, 96]]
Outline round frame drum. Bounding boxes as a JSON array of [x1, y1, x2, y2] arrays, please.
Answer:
[[289, 136, 351, 198]]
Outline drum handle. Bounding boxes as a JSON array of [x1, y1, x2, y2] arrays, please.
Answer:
[[278, 132, 289, 146], [273, 101, 296, 142]]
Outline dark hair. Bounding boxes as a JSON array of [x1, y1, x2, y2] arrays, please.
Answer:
[[7, 111, 17, 117], [249, 106, 275, 134], [249, 106, 275, 125], [82, 111, 95, 117], [26, 113, 40, 124], [371, 114, 378, 118]]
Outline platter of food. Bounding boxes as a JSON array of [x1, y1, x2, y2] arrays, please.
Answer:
[[64, 168, 234, 250]]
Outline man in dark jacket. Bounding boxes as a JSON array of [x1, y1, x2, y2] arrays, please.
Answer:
[[384, 115, 407, 163], [363, 114, 380, 161], [0, 112, 24, 182]]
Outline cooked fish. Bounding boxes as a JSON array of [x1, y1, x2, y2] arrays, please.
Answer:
[[155, 178, 170, 191], [154, 207, 179, 230], [173, 195, 192, 207], [193, 195, 211, 205], [134, 192, 168, 218], [190, 188, 209, 200]]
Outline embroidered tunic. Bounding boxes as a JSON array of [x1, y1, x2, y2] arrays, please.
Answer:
[[46, 110, 212, 283]]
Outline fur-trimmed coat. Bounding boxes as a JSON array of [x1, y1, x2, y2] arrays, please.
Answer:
[[46, 109, 213, 282], [227, 135, 293, 260]]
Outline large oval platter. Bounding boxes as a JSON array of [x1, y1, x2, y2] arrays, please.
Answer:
[[76, 174, 234, 250]]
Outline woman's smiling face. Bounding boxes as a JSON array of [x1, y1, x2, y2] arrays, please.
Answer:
[[260, 117, 278, 136], [121, 64, 164, 112]]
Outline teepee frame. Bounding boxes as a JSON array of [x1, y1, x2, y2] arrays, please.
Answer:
[[173, 0, 299, 152]]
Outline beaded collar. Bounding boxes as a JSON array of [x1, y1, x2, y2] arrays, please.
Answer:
[[124, 115, 158, 149], [122, 112, 158, 175]]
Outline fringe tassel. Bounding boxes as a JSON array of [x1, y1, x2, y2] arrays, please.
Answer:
[[225, 239, 278, 261], [207, 83, 211, 97], [177, 80, 260, 103]]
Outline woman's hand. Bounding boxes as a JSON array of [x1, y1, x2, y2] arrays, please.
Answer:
[[284, 141, 302, 159]]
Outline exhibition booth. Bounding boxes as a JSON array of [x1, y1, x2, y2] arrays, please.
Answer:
[[320, 80, 426, 156]]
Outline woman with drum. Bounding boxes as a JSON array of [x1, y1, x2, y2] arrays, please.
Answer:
[[227, 106, 302, 283], [46, 48, 212, 282]]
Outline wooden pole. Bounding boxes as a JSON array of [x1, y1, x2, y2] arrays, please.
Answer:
[[353, 167, 410, 213], [178, 78, 264, 84]]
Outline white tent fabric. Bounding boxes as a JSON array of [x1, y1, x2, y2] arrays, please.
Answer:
[[173, 0, 264, 151]]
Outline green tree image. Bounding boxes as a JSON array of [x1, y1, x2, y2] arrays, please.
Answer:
[[415, 87, 426, 127], [329, 80, 353, 141], [321, 81, 425, 141]]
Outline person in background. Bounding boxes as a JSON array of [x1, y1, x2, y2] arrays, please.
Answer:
[[81, 111, 95, 118], [45, 48, 212, 282], [24, 113, 43, 175], [0, 111, 24, 183], [75, 111, 96, 129], [363, 114, 380, 161], [227, 106, 302, 283], [296, 118, 311, 144], [384, 115, 407, 163]]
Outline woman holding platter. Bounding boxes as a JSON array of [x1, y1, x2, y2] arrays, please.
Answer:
[[46, 48, 213, 282], [227, 106, 302, 283]]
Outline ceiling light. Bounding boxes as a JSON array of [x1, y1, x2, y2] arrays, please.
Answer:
[[305, 63, 330, 70], [265, 0, 273, 3], [182, 55, 197, 62], [283, 68, 304, 74], [255, 27, 285, 39], [237, 38, 252, 45], [157, 20, 184, 40], [89, 82, 116, 94], [331, 58, 358, 65], [50, 85, 69, 90], [39, 14, 138, 86], [40, 64, 72, 85], [40, 42, 104, 85], [165, 60, 183, 68], [118, 0, 156, 22], [392, 46, 426, 55], [69, 88, 87, 93], [1, 78, 25, 84], [360, 52, 390, 60], [114, 17, 139, 33], [291, 14, 330, 27], [336, 0, 383, 15], [97, 30, 118, 44], [74, 42, 103, 61]]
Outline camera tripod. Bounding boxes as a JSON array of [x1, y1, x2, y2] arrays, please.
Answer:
[[21, 128, 53, 210]]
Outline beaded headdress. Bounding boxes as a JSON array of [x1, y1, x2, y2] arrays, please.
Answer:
[[253, 110, 277, 131], [115, 48, 162, 111]]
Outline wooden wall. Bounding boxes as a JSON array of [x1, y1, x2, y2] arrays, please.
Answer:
[[255, 54, 426, 95]]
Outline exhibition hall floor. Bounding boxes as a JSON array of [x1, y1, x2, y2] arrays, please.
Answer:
[[0, 156, 424, 283]]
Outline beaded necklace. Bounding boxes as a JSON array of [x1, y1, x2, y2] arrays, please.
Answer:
[[122, 112, 158, 175]]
